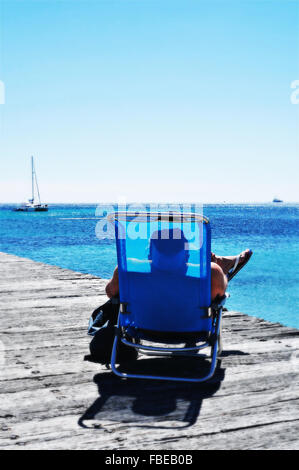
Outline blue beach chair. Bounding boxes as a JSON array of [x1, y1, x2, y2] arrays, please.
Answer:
[[107, 211, 228, 383]]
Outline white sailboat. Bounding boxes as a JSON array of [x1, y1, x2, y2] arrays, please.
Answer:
[[14, 157, 48, 212]]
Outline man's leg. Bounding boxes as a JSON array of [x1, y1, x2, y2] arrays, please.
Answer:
[[211, 249, 252, 277], [211, 262, 227, 299], [210, 262, 227, 355]]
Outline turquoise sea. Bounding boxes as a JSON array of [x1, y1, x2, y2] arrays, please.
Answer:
[[0, 203, 298, 329]]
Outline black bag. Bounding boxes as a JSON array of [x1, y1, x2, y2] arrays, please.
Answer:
[[87, 297, 119, 336], [85, 298, 138, 365]]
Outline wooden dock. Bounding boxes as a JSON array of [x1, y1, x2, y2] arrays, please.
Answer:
[[0, 251, 299, 450]]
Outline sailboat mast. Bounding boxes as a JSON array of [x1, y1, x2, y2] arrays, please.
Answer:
[[33, 157, 42, 204], [31, 156, 34, 203]]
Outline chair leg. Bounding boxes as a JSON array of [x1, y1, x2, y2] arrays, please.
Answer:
[[110, 331, 126, 379], [218, 316, 223, 356]]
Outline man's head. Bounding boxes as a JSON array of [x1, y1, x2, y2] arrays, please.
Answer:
[[149, 228, 189, 274]]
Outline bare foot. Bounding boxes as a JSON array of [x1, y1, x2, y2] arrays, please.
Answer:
[[105, 267, 119, 298], [212, 250, 252, 276]]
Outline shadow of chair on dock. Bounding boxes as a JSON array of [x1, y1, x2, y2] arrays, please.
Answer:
[[79, 356, 227, 430]]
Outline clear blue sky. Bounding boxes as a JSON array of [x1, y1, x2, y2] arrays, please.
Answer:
[[0, 0, 298, 203]]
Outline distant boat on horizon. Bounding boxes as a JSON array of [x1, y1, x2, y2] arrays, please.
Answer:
[[14, 156, 48, 212], [272, 197, 283, 203]]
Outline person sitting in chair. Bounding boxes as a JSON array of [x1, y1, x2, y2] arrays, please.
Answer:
[[88, 229, 252, 364]]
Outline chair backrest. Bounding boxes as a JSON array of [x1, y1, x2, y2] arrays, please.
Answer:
[[108, 212, 211, 333]]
